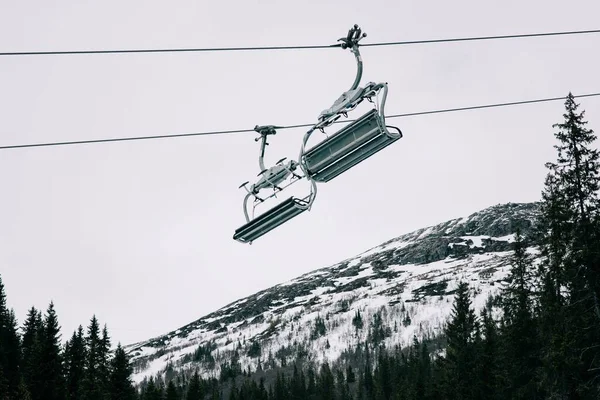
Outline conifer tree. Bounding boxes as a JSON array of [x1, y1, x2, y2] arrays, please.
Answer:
[[186, 371, 202, 400], [443, 281, 478, 400], [65, 325, 86, 400], [346, 365, 355, 384], [99, 324, 112, 395], [0, 275, 21, 399], [501, 230, 539, 398], [305, 365, 317, 399], [318, 362, 335, 400], [417, 340, 432, 400], [143, 376, 162, 400], [373, 349, 393, 400], [109, 344, 137, 400], [166, 380, 178, 400], [81, 315, 106, 400], [20, 306, 42, 392], [290, 364, 306, 400], [38, 302, 65, 400], [0, 307, 21, 399], [273, 371, 287, 400], [536, 173, 571, 398], [336, 368, 352, 400], [476, 308, 501, 400], [538, 93, 600, 397], [352, 310, 363, 331]]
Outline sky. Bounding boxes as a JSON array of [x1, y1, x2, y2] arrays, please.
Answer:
[[0, 0, 599, 346]]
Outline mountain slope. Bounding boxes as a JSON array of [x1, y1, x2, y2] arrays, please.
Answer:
[[125, 202, 541, 384]]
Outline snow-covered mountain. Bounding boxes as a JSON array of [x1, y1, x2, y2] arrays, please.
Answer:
[[125, 202, 541, 384]]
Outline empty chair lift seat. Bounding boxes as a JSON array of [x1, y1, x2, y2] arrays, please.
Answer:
[[303, 109, 401, 182], [233, 196, 310, 243]]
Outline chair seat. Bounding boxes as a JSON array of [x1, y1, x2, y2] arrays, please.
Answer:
[[303, 108, 401, 182], [233, 197, 310, 243]]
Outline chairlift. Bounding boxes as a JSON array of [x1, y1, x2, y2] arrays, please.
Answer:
[[233, 25, 402, 243], [299, 24, 403, 183], [233, 125, 317, 244]]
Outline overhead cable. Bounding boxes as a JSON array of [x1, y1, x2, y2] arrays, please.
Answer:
[[1, 29, 599, 57], [1, 92, 598, 151]]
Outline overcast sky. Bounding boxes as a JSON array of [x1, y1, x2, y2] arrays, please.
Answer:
[[1, 0, 599, 346]]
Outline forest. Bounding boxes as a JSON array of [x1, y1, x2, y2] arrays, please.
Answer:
[[1, 92, 599, 399]]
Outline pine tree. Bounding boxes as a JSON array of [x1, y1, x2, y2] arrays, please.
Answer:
[[501, 230, 539, 399], [443, 281, 478, 400], [417, 340, 432, 400], [536, 173, 571, 399], [109, 344, 137, 400], [346, 365, 355, 384], [0, 275, 21, 400], [318, 363, 335, 400], [81, 315, 106, 400], [99, 324, 112, 396], [143, 376, 162, 400], [166, 380, 178, 400], [273, 371, 287, 400], [538, 93, 600, 397], [477, 308, 502, 400], [352, 310, 363, 331], [186, 371, 202, 400], [336, 368, 352, 400], [65, 325, 86, 400], [306, 366, 317, 400], [290, 364, 306, 400], [20, 306, 42, 393], [0, 307, 21, 399], [38, 302, 65, 400]]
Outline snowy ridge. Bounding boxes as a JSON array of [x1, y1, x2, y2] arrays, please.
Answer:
[[124, 202, 541, 384]]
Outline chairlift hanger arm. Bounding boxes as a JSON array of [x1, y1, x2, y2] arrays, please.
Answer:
[[338, 24, 367, 92], [254, 125, 280, 171]]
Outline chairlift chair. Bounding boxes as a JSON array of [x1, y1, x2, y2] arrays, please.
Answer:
[[233, 125, 317, 244], [299, 25, 403, 183]]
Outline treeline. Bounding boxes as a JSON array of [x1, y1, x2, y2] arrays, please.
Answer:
[[0, 281, 137, 400]]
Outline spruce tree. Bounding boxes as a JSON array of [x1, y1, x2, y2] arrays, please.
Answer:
[[0, 275, 20, 400], [65, 325, 86, 400], [143, 376, 161, 400], [38, 302, 65, 400], [0, 306, 21, 400], [501, 230, 539, 399], [546, 92, 600, 311], [20, 307, 42, 393], [166, 380, 178, 400], [318, 363, 335, 400], [346, 365, 355, 384], [536, 172, 571, 398], [418, 340, 432, 400], [290, 364, 306, 400], [273, 371, 287, 400], [477, 308, 502, 400], [443, 281, 478, 400], [538, 93, 600, 397], [306, 365, 317, 400], [109, 344, 136, 400], [99, 324, 112, 395], [81, 315, 106, 400], [186, 371, 202, 400]]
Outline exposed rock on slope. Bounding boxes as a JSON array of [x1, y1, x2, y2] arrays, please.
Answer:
[[125, 202, 541, 383]]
